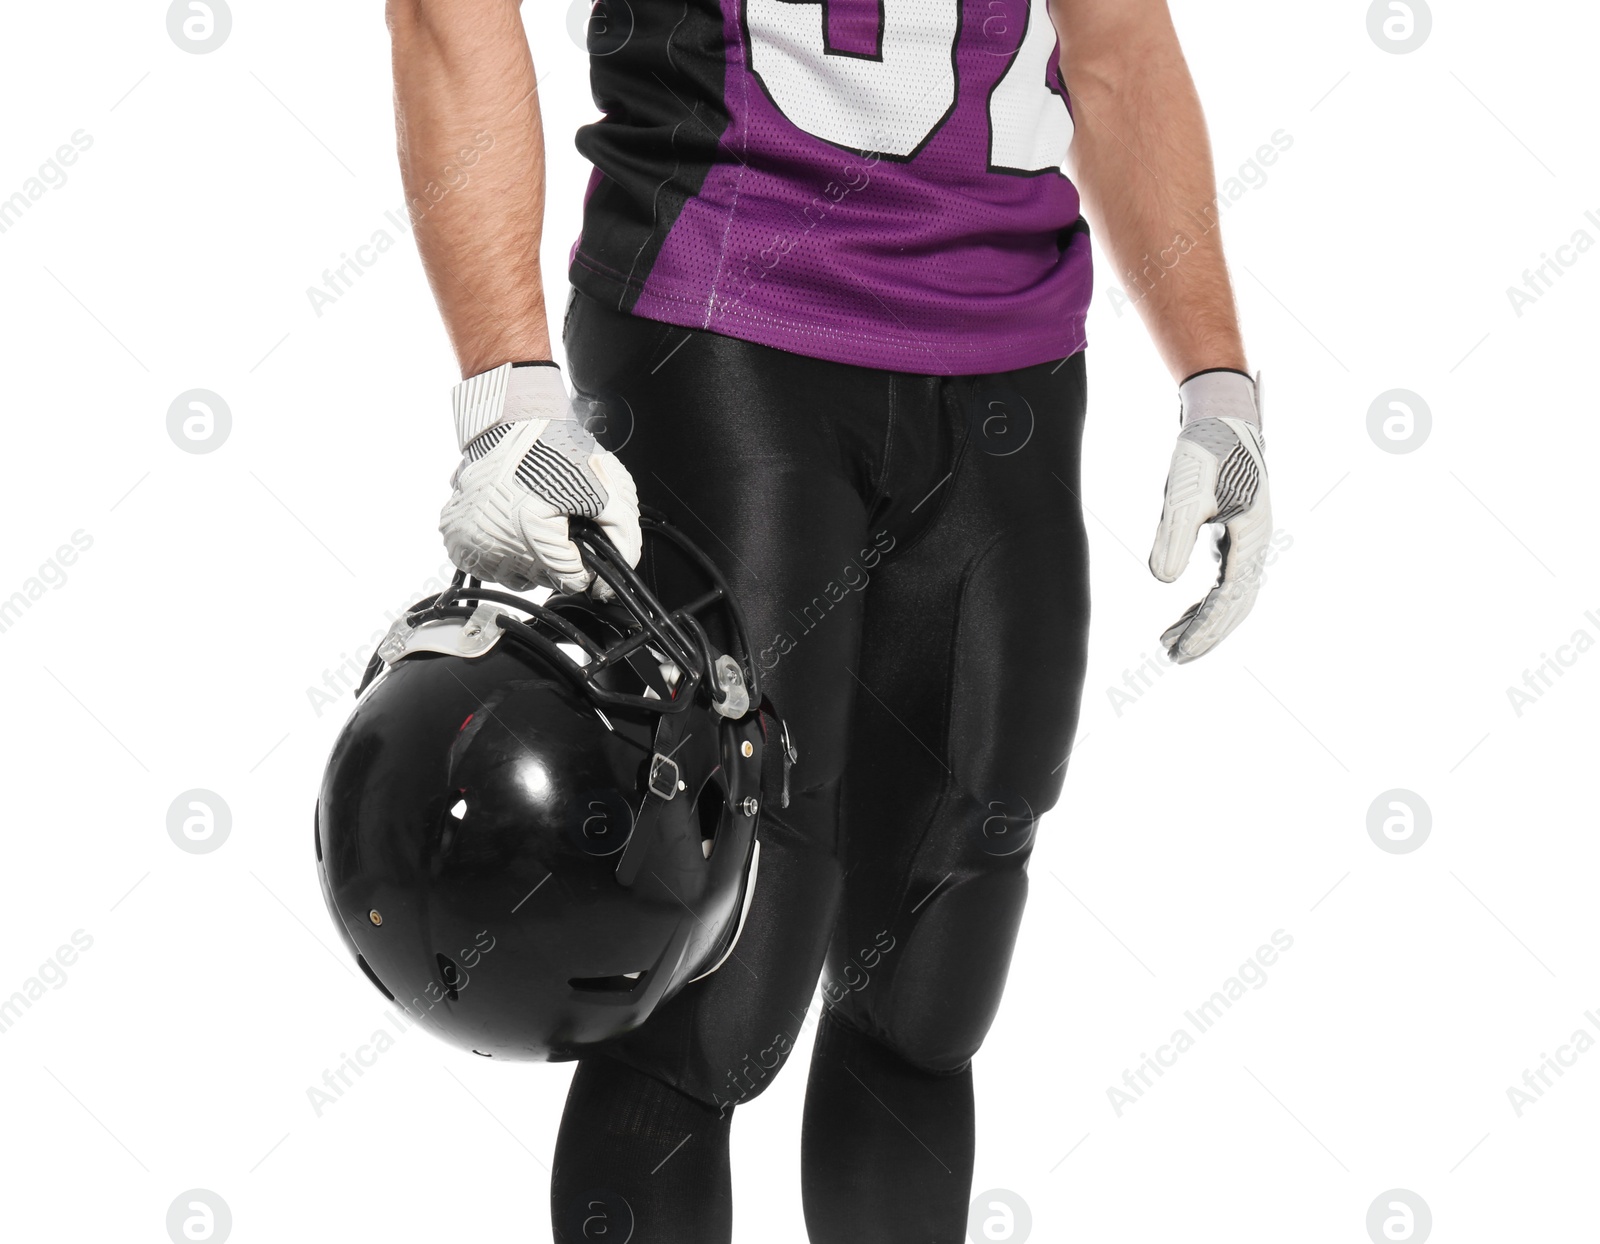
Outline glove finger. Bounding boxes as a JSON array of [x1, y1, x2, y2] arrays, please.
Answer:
[[1160, 498, 1272, 662], [547, 567, 596, 596], [1161, 581, 1252, 663], [520, 510, 595, 587], [1159, 601, 1204, 662], [472, 549, 536, 592], [589, 450, 643, 568], [441, 480, 535, 589], [495, 560, 538, 592], [1220, 489, 1272, 583], [441, 533, 495, 584], [1148, 441, 1217, 583], [445, 525, 568, 594]]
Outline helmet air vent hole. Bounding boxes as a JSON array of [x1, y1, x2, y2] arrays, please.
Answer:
[[472, 1050, 492, 1057], [449, 797, 467, 820], [437, 952, 463, 1001], [696, 775, 727, 858], [356, 954, 395, 1002], [568, 971, 649, 994], [314, 803, 322, 862]]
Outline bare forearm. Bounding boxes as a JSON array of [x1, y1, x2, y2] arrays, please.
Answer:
[[389, 0, 552, 376], [1057, 3, 1246, 380]]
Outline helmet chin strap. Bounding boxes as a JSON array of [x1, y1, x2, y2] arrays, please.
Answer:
[[608, 701, 764, 985], [613, 708, 698, 889]]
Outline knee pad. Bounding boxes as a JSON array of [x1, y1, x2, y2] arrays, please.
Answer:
[[826, 863, 1029, 1074], [602, 806, 843, 1115]]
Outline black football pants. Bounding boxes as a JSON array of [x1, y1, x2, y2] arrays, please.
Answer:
[[554, 290, 1091, 1244]]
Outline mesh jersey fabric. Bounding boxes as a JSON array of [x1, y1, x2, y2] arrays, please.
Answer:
[[569, 0, 1093, 375]]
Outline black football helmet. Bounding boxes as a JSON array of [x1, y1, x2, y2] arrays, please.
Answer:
[[315, 512, 792, 1061]]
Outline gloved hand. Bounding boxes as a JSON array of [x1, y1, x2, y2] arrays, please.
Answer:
[[439, 361, 641, 594], [1148, 369, 1272, 663]]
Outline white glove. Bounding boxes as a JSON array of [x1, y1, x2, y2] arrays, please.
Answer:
[[1148, 370, 1272, 663], [439, 362, 641, 594]]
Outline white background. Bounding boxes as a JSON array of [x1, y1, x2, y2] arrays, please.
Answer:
[[0, 1, 1595, 1240]]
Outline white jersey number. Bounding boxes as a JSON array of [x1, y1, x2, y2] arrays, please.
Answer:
[[986, 0, 1075, 173], [746, 0, 1074, 170]]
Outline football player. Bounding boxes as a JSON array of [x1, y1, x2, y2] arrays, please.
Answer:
[[389, 0, 1271, 1239]]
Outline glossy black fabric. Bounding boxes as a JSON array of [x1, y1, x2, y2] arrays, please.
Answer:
[[802, 1008, 975, 1243], [560, 290, 1091, 1240], [551, 1057, 732, 1244]]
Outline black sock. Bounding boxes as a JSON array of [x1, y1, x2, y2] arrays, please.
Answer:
[[801, 1009, 976, 1244], [551, 1057, 734, 1244]]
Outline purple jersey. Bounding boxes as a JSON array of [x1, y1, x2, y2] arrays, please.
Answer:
[[569, 0, 1092, 375]]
